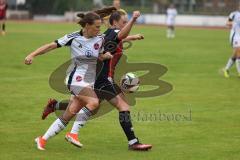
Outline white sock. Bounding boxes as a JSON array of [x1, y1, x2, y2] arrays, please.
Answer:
[[236, 58, 240, 73], [225, 58, 235, 70], [70, 107, 92, 134], [171, 31, 175, 38], [167, 29, 171, 38], [42, 118, 67, 140]]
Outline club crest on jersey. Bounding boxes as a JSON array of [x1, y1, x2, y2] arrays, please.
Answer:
[[94, 43, 100, 50], [85, 50, 93, 58], [76, 76, 82, 82]]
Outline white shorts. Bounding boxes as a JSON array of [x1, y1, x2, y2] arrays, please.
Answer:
[[230, 33, 240, 48], [65, 70, 95, 95], [166, 18, 175, 26]]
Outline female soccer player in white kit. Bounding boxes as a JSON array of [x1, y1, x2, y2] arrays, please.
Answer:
[[25, 12, 112, 150], [223, 7, 240, 78], [166, 4, 177, 38]]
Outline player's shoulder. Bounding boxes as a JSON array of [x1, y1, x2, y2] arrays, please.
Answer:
[[105, 28, 120, 34], [66, 31, 81, 38], [97, 33, 104, 38], [96, 34, 105, 41], [230, 11, 239, 16]]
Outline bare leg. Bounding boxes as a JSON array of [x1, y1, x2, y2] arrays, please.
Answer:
[[40, 87, 99, 141]]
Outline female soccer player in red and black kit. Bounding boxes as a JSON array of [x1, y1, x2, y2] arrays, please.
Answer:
[[0, 0, 7, 35], [42, 10, 152, 151]]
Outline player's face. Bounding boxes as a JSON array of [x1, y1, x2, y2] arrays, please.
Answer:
[[117, 15, 128, 29], [86, 19, 102, 37]]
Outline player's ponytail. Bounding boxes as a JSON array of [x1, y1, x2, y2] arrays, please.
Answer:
[[93, 6, 117, 18], [77, 13, 85, 19]]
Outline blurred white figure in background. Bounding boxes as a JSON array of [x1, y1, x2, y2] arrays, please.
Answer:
[[0, 0, 7, 35], [222, 4, 240, 78], [93, 0, 104, 8], [166, 4, 177, 39]]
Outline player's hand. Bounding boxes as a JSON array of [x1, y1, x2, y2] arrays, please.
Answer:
[[132, 11, 141, 21], [25, 55, 34, 65], [103, 52, 113, 60], [135, 34, 144, 40], [99, 52, 113, 61]]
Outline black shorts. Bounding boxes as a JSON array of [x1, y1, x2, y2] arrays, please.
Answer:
[[94, 79, 122, 101]]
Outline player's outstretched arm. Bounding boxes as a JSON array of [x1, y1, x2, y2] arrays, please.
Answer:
[[118, 11, 140, 40], [25, 42, 58, 65], [123, 34, 144, 42]]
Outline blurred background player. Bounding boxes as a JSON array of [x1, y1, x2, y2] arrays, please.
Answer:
[[103, 0, 127, 26], [112, 0, 127, 14], [166, 4, 177, 39], [0, 0, 7, 35], [223, 5, 240, 78]]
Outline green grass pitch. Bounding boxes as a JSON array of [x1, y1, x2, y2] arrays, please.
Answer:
[[0, 21, 239, 160]]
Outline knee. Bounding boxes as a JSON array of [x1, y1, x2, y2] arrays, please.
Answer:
[[235, 49, 240, 57], [87, 99, 99, 110], [68, 106, 80, 115]]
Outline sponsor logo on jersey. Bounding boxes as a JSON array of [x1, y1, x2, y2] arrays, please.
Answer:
[[85, 50, 93, 58]]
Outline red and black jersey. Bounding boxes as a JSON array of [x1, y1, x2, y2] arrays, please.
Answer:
[[96, 28, 123, 82], [0, 3, 7, 18]]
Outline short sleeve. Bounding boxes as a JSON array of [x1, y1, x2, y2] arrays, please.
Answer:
[[55, 32, 79, 48]]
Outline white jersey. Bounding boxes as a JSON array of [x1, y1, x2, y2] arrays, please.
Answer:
[[55, 31, 104, 94], [166, 8, 177, 26], [228, 11, 240, 47]]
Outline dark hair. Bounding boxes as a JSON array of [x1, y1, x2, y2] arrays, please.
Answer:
[[109, 11, 126, 25], [77, 12, 101, 27], [93, 6, 117, 18]]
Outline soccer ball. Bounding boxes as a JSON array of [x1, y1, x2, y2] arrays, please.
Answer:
[[120, 72, 140, 93]]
